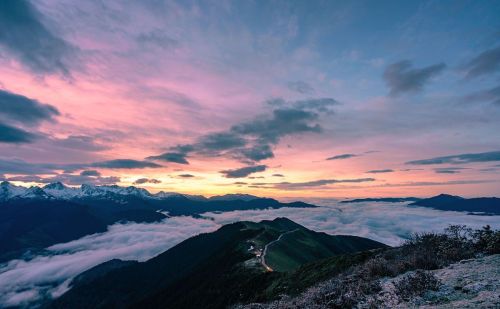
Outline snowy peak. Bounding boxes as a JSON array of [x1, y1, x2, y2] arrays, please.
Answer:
[[43, 182, 80, 199], [0, 182, 259, 203], [20, 186, 53, 200], [80, 184, 152, 198], [118, 186, 152, 198], [0, 181, 27, 201], [43, 182, 67, 190], [0, 182, 174, 202]]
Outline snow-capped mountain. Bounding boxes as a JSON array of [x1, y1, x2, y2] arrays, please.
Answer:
[[0, 181, 263, 203], [1, 181, 29, 201], [20, 186, 54, 200], [80, 184, 152, 199], [43, 182, 81, 199], [1, 181, 155, 202], [1, 182, 56, 201]]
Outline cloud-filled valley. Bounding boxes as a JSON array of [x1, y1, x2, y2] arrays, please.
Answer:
[[1, 201, 499, 307], [1, 1, 500, 308]]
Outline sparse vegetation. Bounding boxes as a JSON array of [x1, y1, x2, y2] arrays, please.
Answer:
[[237, 225, 500, 309], [394, 270, 441, 300]]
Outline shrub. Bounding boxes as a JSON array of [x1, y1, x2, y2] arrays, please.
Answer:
[[473, 225, 500, 254], [394, 270, 441, 301], [402, 225, 479, 269], [361, 256, 397, 278]]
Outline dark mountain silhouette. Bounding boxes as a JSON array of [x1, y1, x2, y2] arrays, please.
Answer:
[[0, 182, 317, 262], [0, 200, 108, 262], [410, 194, 500, 215], [50, 218, 386, 309], [341, 197, 421, 203]]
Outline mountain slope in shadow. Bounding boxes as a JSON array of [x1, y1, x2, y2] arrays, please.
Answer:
[[0, 181, 317, 262], [50, 218, 387, 309], [410, 194, 500, 215]]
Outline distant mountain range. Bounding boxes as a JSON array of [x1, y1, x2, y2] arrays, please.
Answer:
[[0, 181, 316, 262], [1, 181, 263, 202], [49, 218, 386, 309], [341, 197, 421, 203], [410, 194, 500, 215], [341, 194, 500, 215]]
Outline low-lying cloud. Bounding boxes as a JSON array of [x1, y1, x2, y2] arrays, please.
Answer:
[[406, 151, 500, 165], [7, 173, 120, 186], [383, 60, 446, 96], [220, 165, 267, 178], [1, 202, 499, 307], [91, 159, 162, 169], [434, 167, 469, 174], [366, 169, 393, 174], [133, 178, 161, 185], [273, 178, 375, 190], [0, 199, 500, 306], [0, 158, 163, 177], [0, 216, 220, 307], [326, 153, 358, 160], [462, 46, 500, 79], [147, 152, 189, 164], [0, 90, 60, 125], [0, 89, 61, 144], [0, 123, 37, 143]]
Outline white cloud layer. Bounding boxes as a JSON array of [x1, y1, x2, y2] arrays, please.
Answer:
[[0, 216, 219, 307], [1, 202, 499, 307]]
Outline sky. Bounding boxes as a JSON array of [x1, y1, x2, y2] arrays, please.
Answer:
[[1, 0, 500, 198]]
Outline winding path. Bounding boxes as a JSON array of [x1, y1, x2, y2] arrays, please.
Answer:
[[261, 229, 299, 272]]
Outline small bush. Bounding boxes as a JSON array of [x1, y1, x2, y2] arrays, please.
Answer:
[[323, 274, 381, 308], [394, 270, 441, 301], [362, 257, 397, 278], [473, 225, 500, 254], [401, 225, 480, 269]]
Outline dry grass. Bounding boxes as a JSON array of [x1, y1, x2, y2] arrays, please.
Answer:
[[237, 225, 500, 309]]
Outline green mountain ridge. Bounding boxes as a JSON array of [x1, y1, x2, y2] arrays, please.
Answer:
[[50, 218, 387, 309]]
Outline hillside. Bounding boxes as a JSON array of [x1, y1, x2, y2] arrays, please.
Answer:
[[264, 229, 384, 272], [238, 225, 500, 308], [0, 200, 109, 262], [49, 218, 386, 309], [0, 182, 316, 262]]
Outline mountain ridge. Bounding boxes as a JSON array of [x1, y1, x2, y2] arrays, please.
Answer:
[[410, 193, 500, 215], [0, 182, 318, 262], [1, 181, 262, 202], [49, 218, 387, 309]]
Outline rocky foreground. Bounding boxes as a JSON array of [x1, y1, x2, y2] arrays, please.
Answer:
[[238, 226, 500, 309], [379, 254, 500, 308]]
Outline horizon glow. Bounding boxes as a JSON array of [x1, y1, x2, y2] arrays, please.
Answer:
[[1, 0, 500, 198]]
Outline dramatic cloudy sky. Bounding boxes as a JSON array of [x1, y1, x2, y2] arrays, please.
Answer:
[[1, 0, 500, 197]]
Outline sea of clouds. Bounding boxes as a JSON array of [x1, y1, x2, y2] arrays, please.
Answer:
[[1, 200, 499, 307]]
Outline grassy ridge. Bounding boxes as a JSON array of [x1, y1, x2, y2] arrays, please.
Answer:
[[266, 229, 388, 272], [50, 218, 387, 309]]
